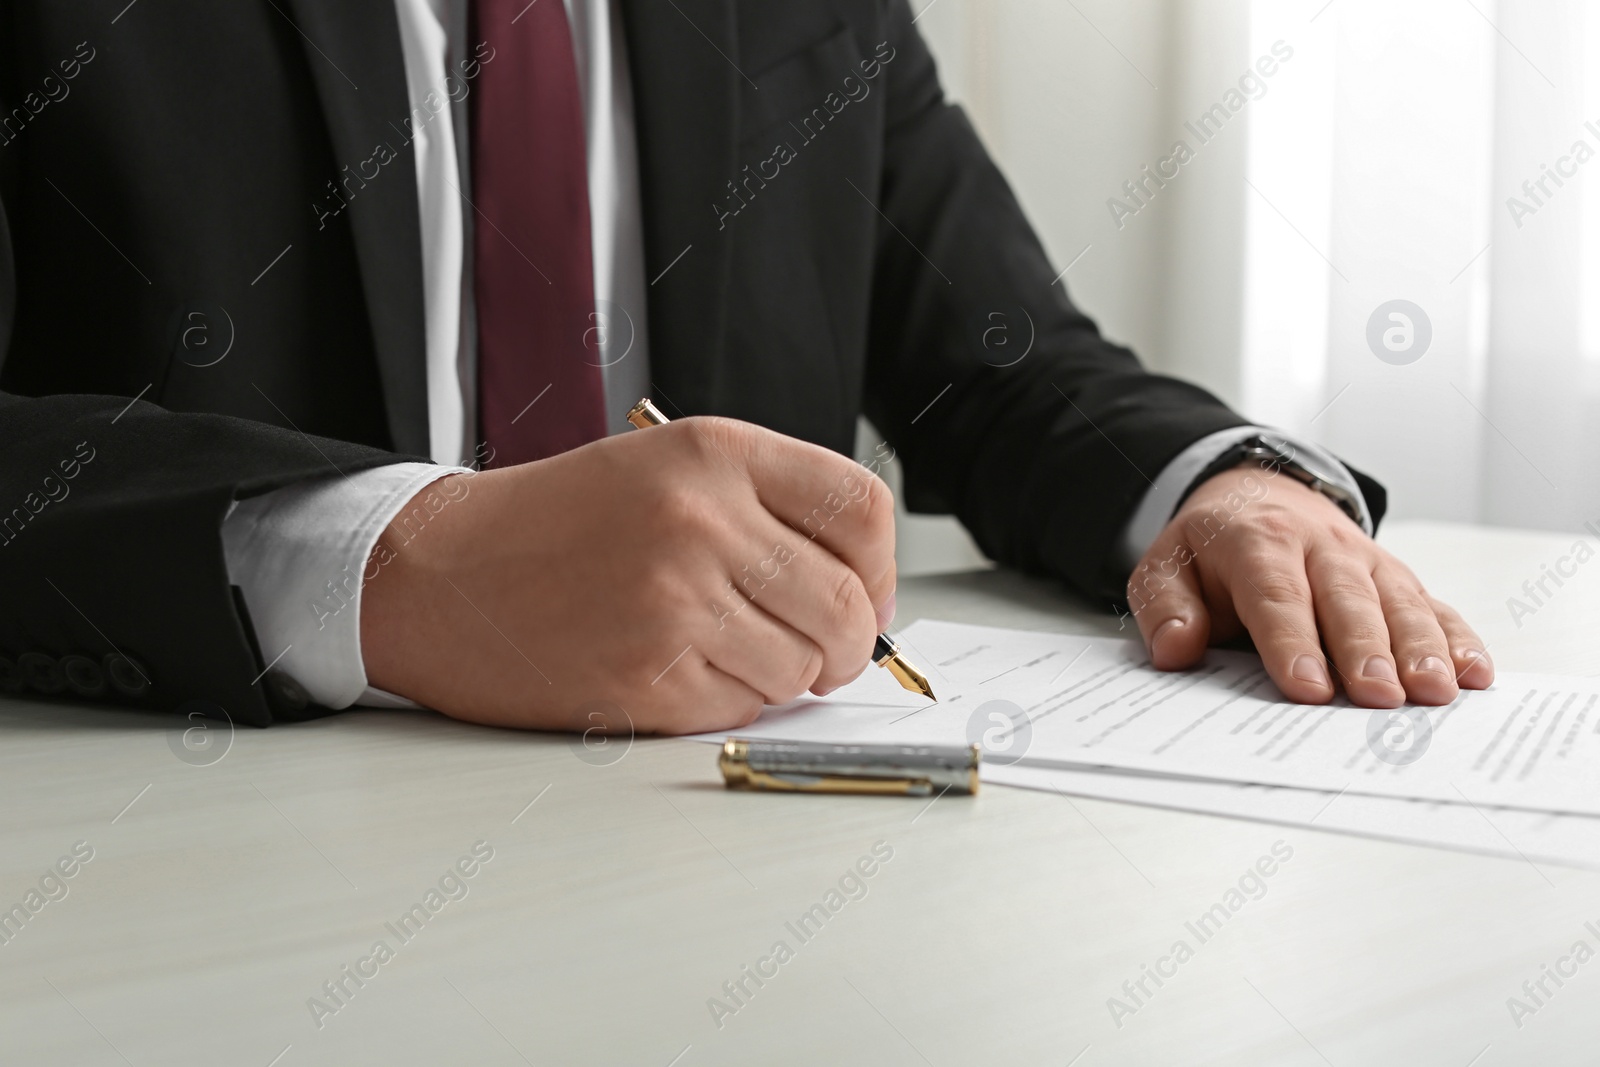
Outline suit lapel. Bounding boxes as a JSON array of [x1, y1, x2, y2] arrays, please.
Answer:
[[616, 0, 739, 416], [278, 0, 738, 445], [281, 0, 431, 456]]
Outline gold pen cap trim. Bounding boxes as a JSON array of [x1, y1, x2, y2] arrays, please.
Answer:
[[626, 397, 668, 429], [719, 738, 752, 788]]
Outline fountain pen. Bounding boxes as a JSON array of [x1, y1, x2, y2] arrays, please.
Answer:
[[625, 397, 938, 702]]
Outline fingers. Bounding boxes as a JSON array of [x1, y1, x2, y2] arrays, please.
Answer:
[[702, 596, 825, 705], [1355, 559, 1456, 705], [1305, 547, 1406, 708], [1227, 549, 1336, 705], [1128, 532, 1212, 670], [725, 420, 898, 608], [731, 519, 881, 693], [1427, 591, 1495, 690], [626, 417, 896, 711], [649, 652, 766, 735]]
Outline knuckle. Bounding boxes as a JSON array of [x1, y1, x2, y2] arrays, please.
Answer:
[[1424, 591, 1463, 622], [1375, 567, 1434, 612], [1383, 587, 1434, 622], [639, 574, 705, 641], [1319, 573, 1380, 606], [660, 417, 706, 454], [668, 416, 738, 468], [1245, 512, 1303, 547], [1127, 567, 1174, 607], [1326, 521, 1368, 550], [1393, 636, 1448, 664], [1247, 570, 1311, 608], [637, 554, 686, 604], [1384, 598, 1443, 634], [697, 414, 750, 449], [779, 645, 824, 702], [1436, 612, 1477, 644], [1377, 556, 1421, 585], [1339, 622, 1389, 648], [650, 482, 717, 536], [858, 470, 896, 540], [759, 645, 820, 706], [824, 568, 870, 633]]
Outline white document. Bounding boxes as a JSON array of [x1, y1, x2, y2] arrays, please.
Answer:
[[984, 762, 1600, 872], [693, 619, 1600, 818]]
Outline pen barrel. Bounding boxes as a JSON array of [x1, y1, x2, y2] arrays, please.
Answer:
[[873, 633, 897, 665]]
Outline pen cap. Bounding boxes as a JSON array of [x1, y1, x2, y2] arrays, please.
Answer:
[[721, 738, 979, 793]]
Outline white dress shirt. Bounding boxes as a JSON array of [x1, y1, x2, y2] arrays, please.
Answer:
[[220, 0, 1369, 711]]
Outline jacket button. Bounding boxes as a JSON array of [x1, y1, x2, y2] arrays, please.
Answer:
[[62, 654, 108, 697], [266, 668, 309, 712], [18, 652, 66, 694], [0, 656, 24, 695], [103, 653, 151, 698]]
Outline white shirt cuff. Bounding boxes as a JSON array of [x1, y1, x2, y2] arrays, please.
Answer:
[[220, 462, 470, 710], [1118, 427, 1372, 570]]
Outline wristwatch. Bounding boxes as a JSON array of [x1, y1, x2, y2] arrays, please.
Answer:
[[1178, 431, 1369, 532]]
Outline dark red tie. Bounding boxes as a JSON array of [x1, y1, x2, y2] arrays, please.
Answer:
[[471, 0, 608, 467]]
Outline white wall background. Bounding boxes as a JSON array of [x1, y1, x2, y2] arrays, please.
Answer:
[[884, 0, 1600, 575]]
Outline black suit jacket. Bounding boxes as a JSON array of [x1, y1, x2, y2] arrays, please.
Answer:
[[0, 0, 1384, 724]]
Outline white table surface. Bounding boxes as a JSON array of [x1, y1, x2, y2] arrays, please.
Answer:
[[2, 520, 1597, 1066]]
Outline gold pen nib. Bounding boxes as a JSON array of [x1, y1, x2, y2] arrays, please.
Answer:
[[874, 634, 937, 701]]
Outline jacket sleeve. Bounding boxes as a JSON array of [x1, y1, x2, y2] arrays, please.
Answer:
[[0, 392, 419, 725], [0, 199, 419, 726], [0, 3, 437, 724], [859, 0, 1387, 603]]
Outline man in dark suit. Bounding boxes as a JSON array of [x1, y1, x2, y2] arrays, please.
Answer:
[[0, 0, 1492, 731]]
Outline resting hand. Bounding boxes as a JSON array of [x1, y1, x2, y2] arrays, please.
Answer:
[[1127, 465, 1494, 707]]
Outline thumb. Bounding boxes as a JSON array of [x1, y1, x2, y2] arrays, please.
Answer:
[[874, 588, 896, 632], [1127, 534, 1212, 670]]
